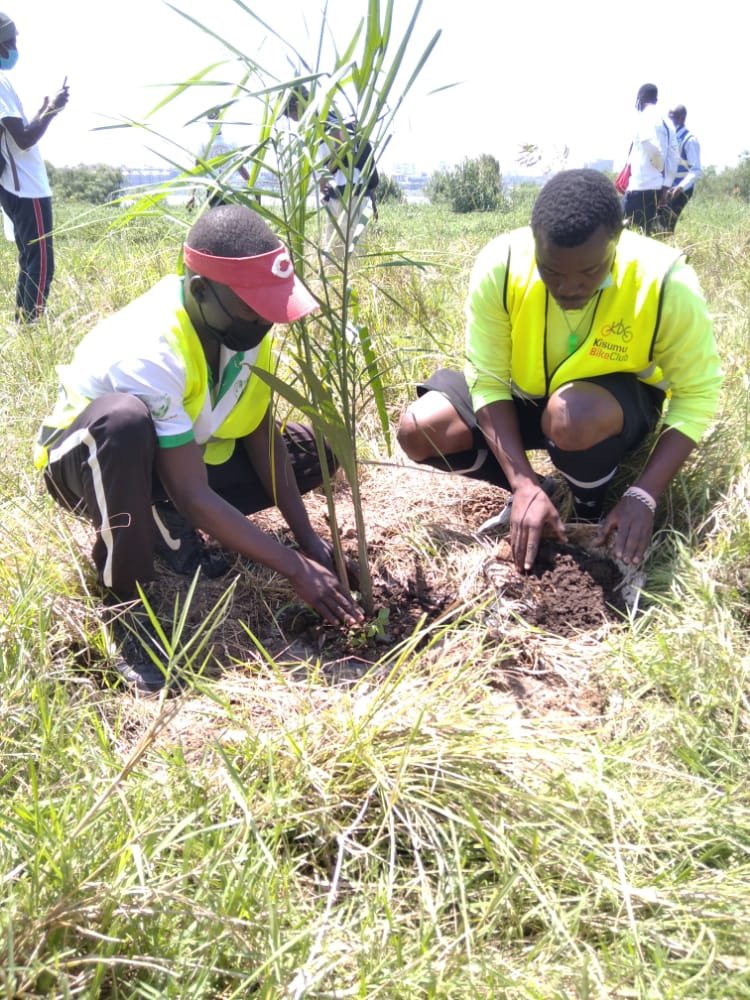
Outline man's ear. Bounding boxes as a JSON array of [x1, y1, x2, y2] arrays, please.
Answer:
[[188, 275, 207, 301]]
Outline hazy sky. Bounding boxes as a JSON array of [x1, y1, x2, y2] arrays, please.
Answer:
[[7, 0, 746, 176]]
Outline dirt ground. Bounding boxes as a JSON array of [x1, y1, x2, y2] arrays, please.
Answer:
[[88, 462, 640, 730]]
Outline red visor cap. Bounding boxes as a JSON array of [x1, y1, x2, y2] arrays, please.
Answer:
[[183, 242, 319, 323]]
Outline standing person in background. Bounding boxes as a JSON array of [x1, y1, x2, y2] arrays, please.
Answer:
[[320, 118, 379, 259], [281, 86, 379, 259], [658, 105, 702, 233], [0, 11, 68, 321], [622, 83, 677, 237], [188, 108, 251, 210]]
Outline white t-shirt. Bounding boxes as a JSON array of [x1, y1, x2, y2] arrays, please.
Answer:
[[0, 73, 52, 198], [45, 276, 271, 451], [628, 104, 671, 192]]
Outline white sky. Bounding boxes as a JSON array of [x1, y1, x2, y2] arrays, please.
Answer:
[[8, 0, 746, 177]]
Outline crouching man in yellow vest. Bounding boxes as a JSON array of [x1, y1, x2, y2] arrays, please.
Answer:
[[35, 204, 362, 693], [397, 168, 722, 575]]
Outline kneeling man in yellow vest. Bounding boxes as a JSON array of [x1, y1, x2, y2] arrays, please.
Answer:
[[397, 169, 722, 575], [36, 204, 362, 693]]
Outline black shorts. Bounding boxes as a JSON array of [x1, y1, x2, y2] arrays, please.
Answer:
[[417, 368, 665, 453]]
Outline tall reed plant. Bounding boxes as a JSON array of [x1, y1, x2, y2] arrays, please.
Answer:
[[132, 0, 441, 615]]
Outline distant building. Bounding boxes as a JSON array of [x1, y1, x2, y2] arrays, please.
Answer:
[[122, 166, 179, 188], [391, 161, 419, 177], [390, 165, 431, 203], [116, 164, 281, 205], [115, 158, 616, 209], [503, 173, 546, 188]]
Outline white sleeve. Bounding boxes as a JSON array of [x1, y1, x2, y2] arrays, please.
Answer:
[[0, 75, 22, 120], [679, 136, 702, 187]]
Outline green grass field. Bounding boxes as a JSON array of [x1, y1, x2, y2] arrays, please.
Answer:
[[1, 191, 749, 999]]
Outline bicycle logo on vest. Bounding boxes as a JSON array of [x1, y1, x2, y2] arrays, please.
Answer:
[[590, 318, 633, 361], [602, 319, 633, 342]]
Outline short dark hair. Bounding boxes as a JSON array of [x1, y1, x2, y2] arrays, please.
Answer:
[[530, 168, 624, 247], [637, 83, 658, 106], [186, 205, 280, 258], [281, 84, 310, 119]]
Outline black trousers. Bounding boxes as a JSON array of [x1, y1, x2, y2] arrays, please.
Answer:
[[42, 394, 332, 596], [623, 189, 661, 236], [0, 188, 54, 320], [657, 186, 694, 233]]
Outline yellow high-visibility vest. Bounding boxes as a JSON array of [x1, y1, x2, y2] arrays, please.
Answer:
[[504, 228, 682, 398]]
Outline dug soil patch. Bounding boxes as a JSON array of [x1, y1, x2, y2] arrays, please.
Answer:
[[63, 463, 639, 724], [483, 535, 628, 638]]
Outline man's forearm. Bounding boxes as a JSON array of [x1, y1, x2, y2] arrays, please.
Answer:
[[476, 400, 537, 491], [242, 420, 319, 546], [271, 429, 319, 545], [4, 109, 56, 150]]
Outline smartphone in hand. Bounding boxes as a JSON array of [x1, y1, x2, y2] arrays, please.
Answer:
[[53, 76, 69, 112]]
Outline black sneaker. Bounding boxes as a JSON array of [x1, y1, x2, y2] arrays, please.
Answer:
[[109, 611, 180, 695], [152, 502, 230, 579]]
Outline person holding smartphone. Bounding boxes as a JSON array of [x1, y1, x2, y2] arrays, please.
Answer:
[[0, 11, 69, 321]]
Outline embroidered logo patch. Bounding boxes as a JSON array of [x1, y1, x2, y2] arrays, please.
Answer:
[[271, 252, 294, 280], [146, 393, 172, 419]]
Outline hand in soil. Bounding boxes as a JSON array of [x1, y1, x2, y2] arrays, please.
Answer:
[[279, 575, 451, 662], [287, 553, 364, 626], [509, 485, 566, 571], [294, 528, 362, 614], [301, 535, 361, 589], [596, 495, 655, 565]]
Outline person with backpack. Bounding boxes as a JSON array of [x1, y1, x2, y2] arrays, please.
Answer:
[[658, 105, 702, 233], [622, 83, 678, 237], [0, 11, 69, 321]]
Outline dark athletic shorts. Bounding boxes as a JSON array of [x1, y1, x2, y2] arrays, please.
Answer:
[[417, 369, 665, 453]]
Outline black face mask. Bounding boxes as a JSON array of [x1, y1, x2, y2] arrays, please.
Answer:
[[198, 284, 273, 352]]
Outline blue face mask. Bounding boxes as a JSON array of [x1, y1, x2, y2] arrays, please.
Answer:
[[0, 48, 18, 71]]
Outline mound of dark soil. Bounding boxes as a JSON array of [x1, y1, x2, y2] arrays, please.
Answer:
[[486, 537, 627, 638]]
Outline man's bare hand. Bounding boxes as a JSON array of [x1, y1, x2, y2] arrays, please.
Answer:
[[43, 80, 69, 117], [288, 552, 363, 626], [301, 535, 360, 590], [596, 494, 654, 565], [52, 79, 69, 111], [509, 484, 566, 572]]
